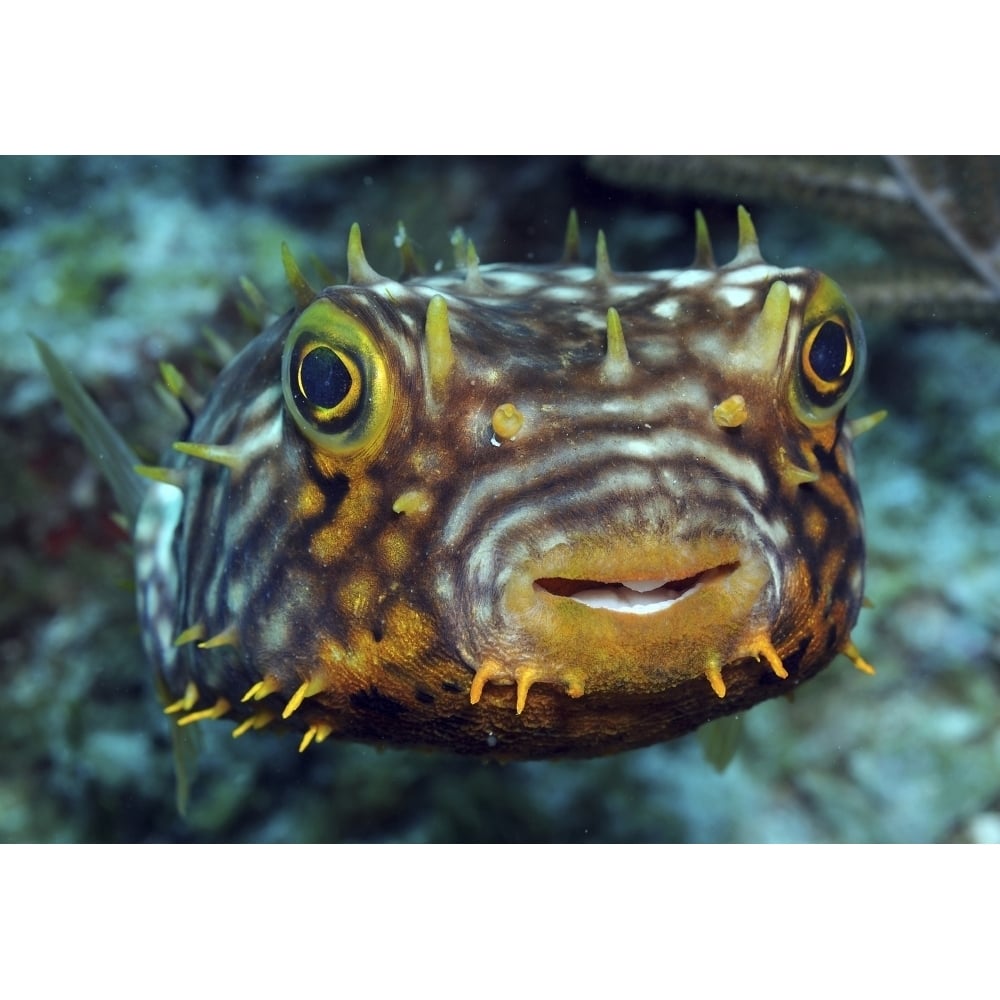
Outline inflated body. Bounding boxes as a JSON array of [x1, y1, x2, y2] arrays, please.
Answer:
[[134, 210, 876, 757]]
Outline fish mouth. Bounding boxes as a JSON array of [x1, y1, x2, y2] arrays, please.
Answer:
[[534, 564, 738, 616], [492, 534, 773, 696]]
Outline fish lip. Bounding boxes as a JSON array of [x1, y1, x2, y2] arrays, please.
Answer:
[[482, 532, 775, 696], [510, 534, 748, 618], [532, 562, 739, 616]]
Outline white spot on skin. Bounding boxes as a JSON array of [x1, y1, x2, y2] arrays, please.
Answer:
[[652, 299, 680, 320], [155, 616, 173, 659], [609, 283, 652, 300], [557, 266, 595, 283], [574, 310, 606, 329], [232, 411, 284, 467], [726, 264, 781, 286], [715, 285, 756, 309], [635, 339, 680, 365], [786, 282, 806, 305], [435, 571, 455, 605], [407, 286, 464, 305], [368, 279, 409, 298], [540, 285, 585, 303], [478, 268, 543, 293], [244, 385, 282, 423], [262, 604, 291, 655], [669, 269, 715, 289], [135, 483, 183, 579], [135, 482, 184, 669], [227, 577, 248, 618]]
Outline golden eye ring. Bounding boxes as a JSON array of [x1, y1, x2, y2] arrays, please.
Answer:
[[789, 275, 867, 426], [294, 342, 364, 428], [282, 300, 394, 457], [801, 318, 854, 400]]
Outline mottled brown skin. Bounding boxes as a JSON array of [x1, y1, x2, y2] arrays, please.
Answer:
[[135, 215, 873, 757], [291, 647, 822, 760]]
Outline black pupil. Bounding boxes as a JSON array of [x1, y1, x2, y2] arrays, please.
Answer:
[[301, 346, 352, 409], [810, 321, 849, 382]]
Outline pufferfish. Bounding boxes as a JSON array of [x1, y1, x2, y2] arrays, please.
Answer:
[[41, 208, 880, 762]]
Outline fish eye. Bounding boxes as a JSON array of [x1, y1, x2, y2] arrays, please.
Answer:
[[282, 300, 393, 456], [293, 343, 363, 428], [802, 319, 854, 396], [790, 277, 866, 425]]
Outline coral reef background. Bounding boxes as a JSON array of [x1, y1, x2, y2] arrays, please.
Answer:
[[2, 155, 998, 842]]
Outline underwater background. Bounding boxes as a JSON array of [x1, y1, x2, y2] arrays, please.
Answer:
[[2, 155, 998, 843]]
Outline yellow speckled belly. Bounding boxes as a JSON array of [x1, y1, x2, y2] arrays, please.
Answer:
[[134, 209, 876, 757]]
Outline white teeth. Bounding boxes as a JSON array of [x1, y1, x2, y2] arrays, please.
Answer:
[[621, 578, 669, 593], [568, 584, 685, 615]]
